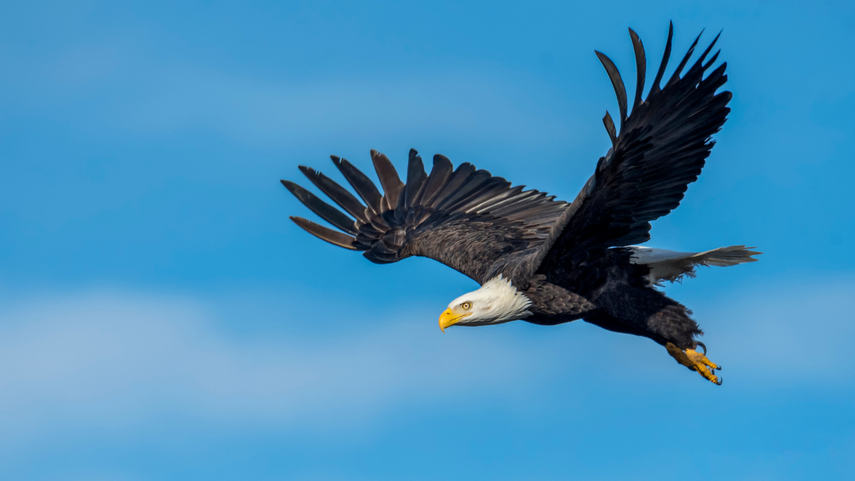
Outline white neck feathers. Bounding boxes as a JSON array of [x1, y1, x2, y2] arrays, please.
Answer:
[[477, 274, 532, 322]]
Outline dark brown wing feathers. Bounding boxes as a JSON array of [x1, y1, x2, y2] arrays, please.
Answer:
[[594, 50, 628, 124], [370, 150, 405, 212], [288, 216, 357, 250], [332, 156, 383, 216], [649, 22, 674, 97], [629, 28, 646, 110], [534, 25, 731, 281], [283, 24, 731, 290], [297, 166, 367, 223], [404, 149, 427, 209], [280, 180, 358, 235], [283, 149, 568, 283]]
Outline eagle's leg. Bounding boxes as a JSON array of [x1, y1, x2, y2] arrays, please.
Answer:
[[665, 342, 722, 385]]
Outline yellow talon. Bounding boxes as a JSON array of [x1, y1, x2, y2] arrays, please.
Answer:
[[666, 342, 722, 385], [686, 348, 720, 370]]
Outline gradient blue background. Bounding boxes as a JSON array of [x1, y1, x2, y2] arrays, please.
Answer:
[[1, 1, 853, 479]]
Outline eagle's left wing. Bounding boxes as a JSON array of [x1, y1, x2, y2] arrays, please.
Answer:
[[282, 149, 568, 284], [532, 24, 732, 282]]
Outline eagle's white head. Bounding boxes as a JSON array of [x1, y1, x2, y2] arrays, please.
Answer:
[[439, 275, 533, 331]]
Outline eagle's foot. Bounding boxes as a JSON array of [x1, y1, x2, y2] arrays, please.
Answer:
[[665, 342, 722, 385]]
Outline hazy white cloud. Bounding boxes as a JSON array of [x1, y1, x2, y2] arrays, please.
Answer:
[[0, 290, 549, 444], [0, 279, 851, 450]]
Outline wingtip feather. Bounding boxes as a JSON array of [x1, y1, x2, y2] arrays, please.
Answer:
[[290, 216, 358, 250], [281, 180, 358, 235], [628, 27, 647, 109], [603, 111, 617, 146], [595, 50, 628, 123], [650, 22, 674, 95]]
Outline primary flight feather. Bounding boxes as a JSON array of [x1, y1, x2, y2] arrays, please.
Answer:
[[281, 23, 760, 385]]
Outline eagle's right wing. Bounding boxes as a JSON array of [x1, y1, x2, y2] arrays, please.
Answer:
[[282, 149, 568, 284]]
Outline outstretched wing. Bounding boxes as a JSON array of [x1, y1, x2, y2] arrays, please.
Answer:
[[534, 24, 731, 281], [283, 149, 568, 284]]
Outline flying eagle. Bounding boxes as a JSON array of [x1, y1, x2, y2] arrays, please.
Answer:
[[281, 24, 760, 385]]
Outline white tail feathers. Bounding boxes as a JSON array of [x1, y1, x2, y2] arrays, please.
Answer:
[[629, 245, 761, 285]]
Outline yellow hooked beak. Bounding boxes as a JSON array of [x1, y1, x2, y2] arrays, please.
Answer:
[[439, 309, 472, 332]]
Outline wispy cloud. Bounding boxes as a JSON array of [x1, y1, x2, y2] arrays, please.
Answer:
[[0, 278, 851, 452], [0, 290, 549, 445]]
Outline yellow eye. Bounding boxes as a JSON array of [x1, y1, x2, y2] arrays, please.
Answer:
[[461, 302, 472, 310]]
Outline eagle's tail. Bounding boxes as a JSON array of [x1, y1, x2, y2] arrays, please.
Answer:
[[629, 245, 762, 285], [692, 245, 762, 267]]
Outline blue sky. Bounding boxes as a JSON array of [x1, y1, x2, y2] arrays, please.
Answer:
[[1, 1, 854, 479]]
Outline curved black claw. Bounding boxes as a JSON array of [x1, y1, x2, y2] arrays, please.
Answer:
[[715, 377, 723, 386], [695, 341, 707, 355]]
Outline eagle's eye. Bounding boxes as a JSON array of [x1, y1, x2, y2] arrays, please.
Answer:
[[461, 302, 472, 310]]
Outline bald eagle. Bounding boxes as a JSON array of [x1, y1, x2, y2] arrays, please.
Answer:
[[281, 24, 760, 385]]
